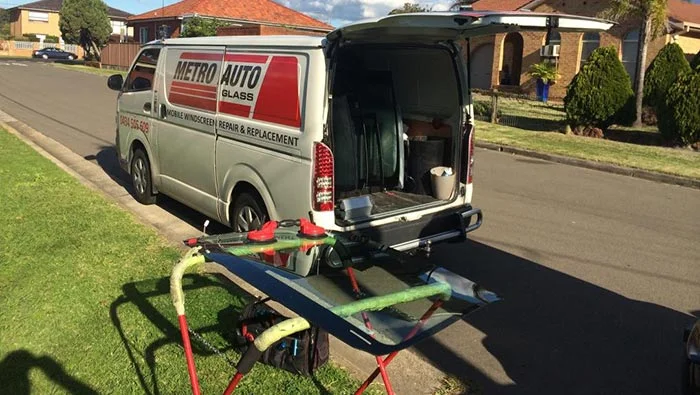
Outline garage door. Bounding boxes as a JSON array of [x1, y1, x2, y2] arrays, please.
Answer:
[[470, 44, 494, 90]]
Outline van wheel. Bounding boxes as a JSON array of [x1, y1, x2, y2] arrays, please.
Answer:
[[131, 149, 157, 205], [231, 192, 268, 232]]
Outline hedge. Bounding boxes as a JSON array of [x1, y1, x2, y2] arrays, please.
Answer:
[[564, 46, 634, 129]]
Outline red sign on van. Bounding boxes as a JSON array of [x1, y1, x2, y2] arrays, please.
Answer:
[[219, 53, 301, 128], [167, 51, 301, 129], [168, 52, 222, 112]]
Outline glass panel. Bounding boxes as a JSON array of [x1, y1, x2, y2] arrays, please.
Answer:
[[139, 27, 149, 44], [194, 224, 499, 354], [28, 11, 49, 22], [124, 48, 160, 92], [580, 32, 599, 67], [623, 61, 637, 82], [622, 29, 639, 80], [622, 41, 638, 62], [624, 29, 640, 42]]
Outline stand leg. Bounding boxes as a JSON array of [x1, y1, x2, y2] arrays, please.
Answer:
[[178, 315, 202, 395], [354, 300, 444, 394], [223, 372, 244, 395], [375, 355, 395, 395]]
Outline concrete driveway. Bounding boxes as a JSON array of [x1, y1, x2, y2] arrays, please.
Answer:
[[1, 62, 698, 394]]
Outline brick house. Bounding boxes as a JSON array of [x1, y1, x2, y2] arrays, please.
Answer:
[[467, 0, 700, 99], [7, 0, 132, 43], [127, 0, 333, 44]]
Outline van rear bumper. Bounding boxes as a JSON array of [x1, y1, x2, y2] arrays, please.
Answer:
[[340, 206, 483, 252]]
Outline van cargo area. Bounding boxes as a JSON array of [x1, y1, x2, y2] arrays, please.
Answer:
[[330, 44, 462, 224]]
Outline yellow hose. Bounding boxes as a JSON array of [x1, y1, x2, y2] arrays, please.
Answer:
[[252, 317, 312, 352], [170, 247, 206, 316]]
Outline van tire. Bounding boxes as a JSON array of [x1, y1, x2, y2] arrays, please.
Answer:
[[131, 149, 157, 205], [231, 192, 268, 232]]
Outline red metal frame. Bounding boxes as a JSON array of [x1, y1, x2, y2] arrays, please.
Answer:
[[177, 267, 443, 395], [178, 315, 202, 395], [346, 268, 443, 395]]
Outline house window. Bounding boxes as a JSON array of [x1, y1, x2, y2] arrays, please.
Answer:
[[28, 11, 49, 22], [622, 29, 640, 82], [111, 20, 125, 35], [580, 32, 600, 68], [139, 27, 149, 44], [158, 24, 171, 39]]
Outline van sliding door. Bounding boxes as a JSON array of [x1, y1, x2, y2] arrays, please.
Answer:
[[155, 46, 225, 219]]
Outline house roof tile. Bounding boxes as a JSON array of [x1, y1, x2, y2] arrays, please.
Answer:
[[127, 0, 333, 31], [668, 0, 700, 25]]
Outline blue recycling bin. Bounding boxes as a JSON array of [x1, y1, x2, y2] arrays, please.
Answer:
[[536, 79, 550, 102]]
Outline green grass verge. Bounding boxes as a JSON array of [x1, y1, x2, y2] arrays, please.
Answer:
[[0, 128, 382, 394], [475, 121, 700, 180], [51, 63, 126, 77]]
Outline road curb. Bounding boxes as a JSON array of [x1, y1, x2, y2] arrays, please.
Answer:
[[0, 110, 446, 395], [475, 141, 700, 190]]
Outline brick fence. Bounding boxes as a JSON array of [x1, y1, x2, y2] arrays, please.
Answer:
[[0, 40, 84, 58]]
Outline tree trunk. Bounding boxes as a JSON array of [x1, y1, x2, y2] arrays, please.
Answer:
[[634, 16, 652, 127], [90, 40, 101, 61]]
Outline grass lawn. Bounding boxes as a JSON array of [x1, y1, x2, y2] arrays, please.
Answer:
[[0, 128, 383, 394], [51, 63, 125, 77], [475, 121, 700, 180]]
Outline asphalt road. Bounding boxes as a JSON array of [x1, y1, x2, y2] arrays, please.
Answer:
[[1, 62, 699, 394]]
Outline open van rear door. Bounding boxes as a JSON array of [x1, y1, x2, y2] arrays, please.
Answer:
[[326, 11, 614, 43]]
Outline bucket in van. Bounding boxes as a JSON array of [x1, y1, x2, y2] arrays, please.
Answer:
[[430, 166, 455, 200]]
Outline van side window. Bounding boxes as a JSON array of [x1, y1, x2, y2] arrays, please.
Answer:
[[124, 48, 161, 92]]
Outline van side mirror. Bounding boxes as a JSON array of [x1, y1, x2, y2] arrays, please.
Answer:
[[107, 74, 124, 91]]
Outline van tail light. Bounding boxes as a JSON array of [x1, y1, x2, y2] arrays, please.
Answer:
[[313, 142, 334, 211], [461, 123, 475, 184]]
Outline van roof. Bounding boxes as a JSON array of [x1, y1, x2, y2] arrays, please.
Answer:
[[161, 35, 325, 48]]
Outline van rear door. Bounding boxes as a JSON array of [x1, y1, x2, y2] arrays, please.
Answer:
[[326, 11, 614, 44]]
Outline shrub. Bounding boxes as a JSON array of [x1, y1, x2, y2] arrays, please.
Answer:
[[658, 71, 700, 146], [180, 16, 230, 37], [564, 46, 634, 129], [472, 100, 502, 119], [44, 35, 60, 43], [643, 43, 691, 108], [641, 105, 658, 126], [572, 126, 605, 139], [528, 61, 560, 85], [690, 50, 700, 71], [22, 33, 40, 42]]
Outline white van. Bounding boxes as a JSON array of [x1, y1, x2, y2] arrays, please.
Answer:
[[108, 11, 612, 252]]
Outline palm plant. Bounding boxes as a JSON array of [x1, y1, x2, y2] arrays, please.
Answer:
[[600, 0, 669, 127]]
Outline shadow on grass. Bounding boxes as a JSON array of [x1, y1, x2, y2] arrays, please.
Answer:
[[410, 239, 695, 395], [109, 274, 335, 395], [604, 128, 665, 146], [109, 274, 244, 395], [0, 350, 98, 395]]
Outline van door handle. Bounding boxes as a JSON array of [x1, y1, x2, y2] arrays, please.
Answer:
[[143, 102, 152, 113], [159, 104, 167, 119]]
